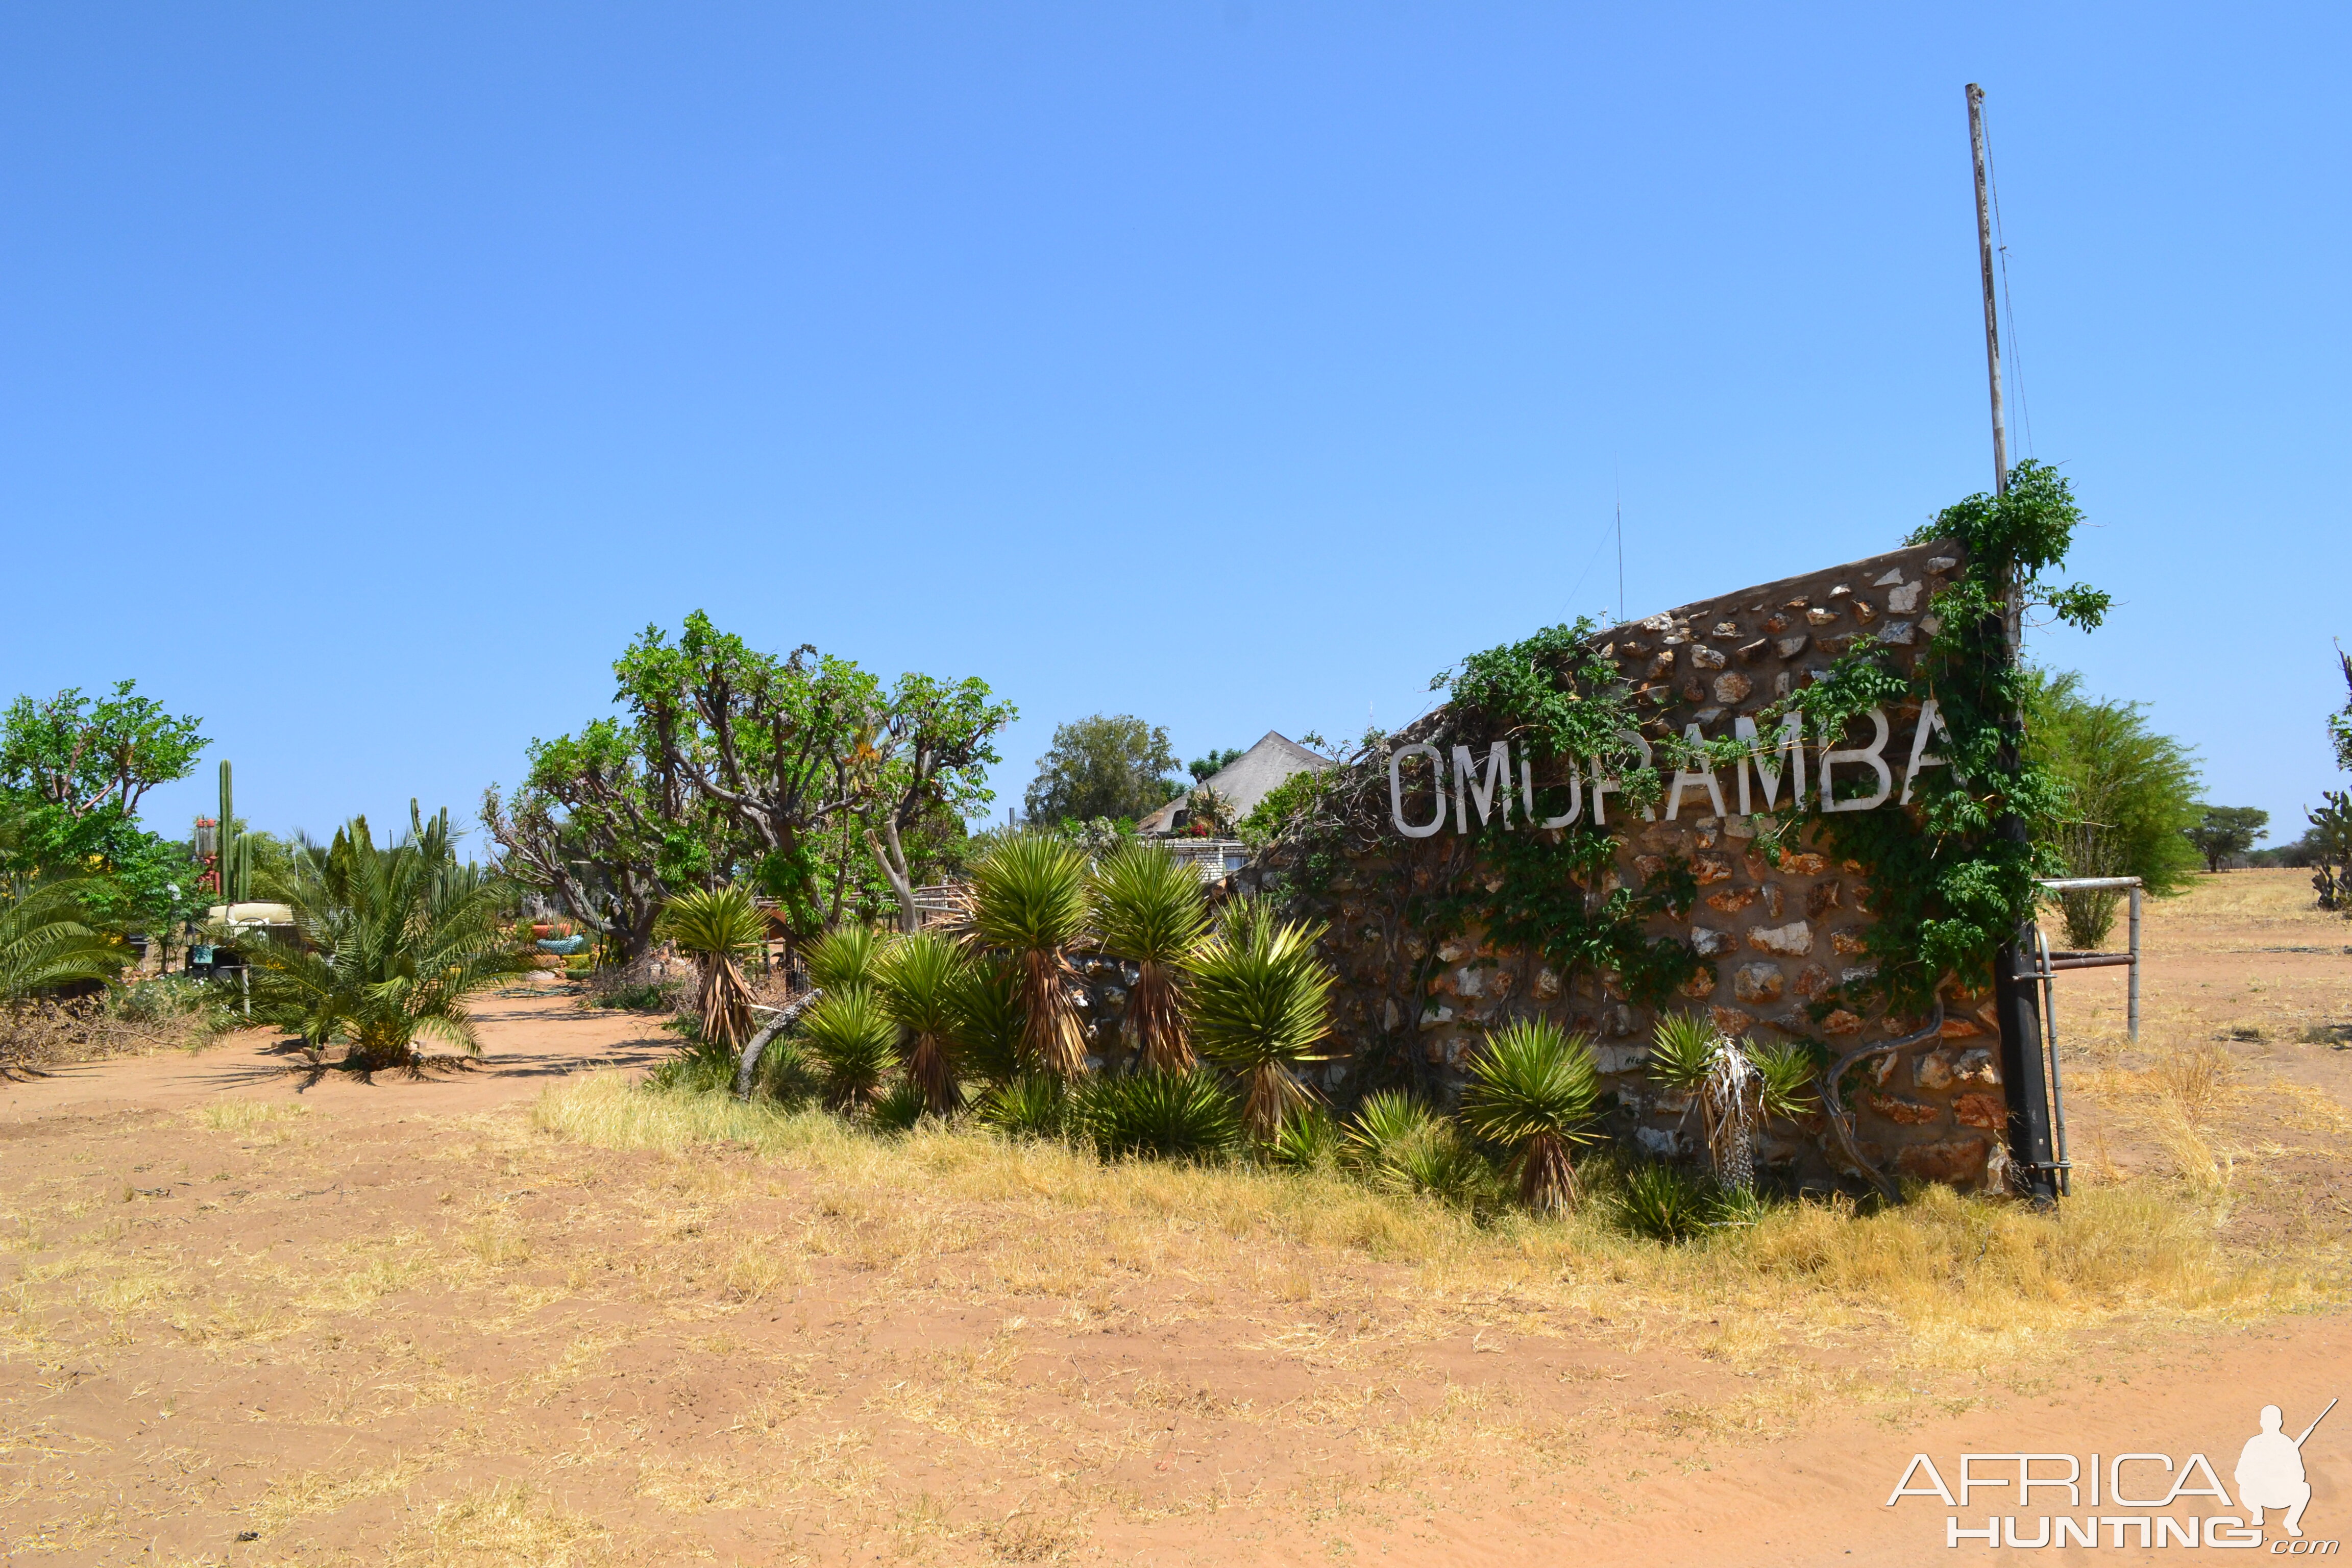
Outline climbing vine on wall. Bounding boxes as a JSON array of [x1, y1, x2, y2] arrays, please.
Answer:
[[1768, 459, 2109, 1009]]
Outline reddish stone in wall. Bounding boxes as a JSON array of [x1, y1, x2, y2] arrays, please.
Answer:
[[1896, 1136, 1991, 1185], [1863, 1091, 1943, 1126], [1953, 1092, 2006, 1130]]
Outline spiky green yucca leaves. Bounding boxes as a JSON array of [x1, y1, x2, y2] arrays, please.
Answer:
[[1268, 1103, 1341, 1171], [806, 922, 892, 993], [876, 931, 973, 1115], [658, 884, 766, 1051], [968, 834, 1090, 1076], [0, 877, 122, 1002], [1186, 899, 1335, 1141], [244, 809, 530, 1070], [945, 958, 1025, 1089], [1342, 1090, 1491, 1207], [1619, 1162, 1714, 1243], [975, 1072, 1068, 1140], [798, 986, 900, 1111], [1749, 1038, 1820, 1121], [1073, 1069, 1242, 1161], [1647, 1011, 1719, 1094], [1088, 843, 1207, 1072], [1459, 1019, 1602, 1214]]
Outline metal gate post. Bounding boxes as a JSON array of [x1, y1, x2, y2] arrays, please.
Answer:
[[1996, 925, 2060, 1202]]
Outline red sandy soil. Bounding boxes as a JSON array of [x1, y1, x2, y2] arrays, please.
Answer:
[[0, 873, 2344, 1566]]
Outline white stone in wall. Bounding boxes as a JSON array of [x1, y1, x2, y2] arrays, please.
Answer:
[[1886, 580, 1924, 614], [1747, 920, 1814, 955]]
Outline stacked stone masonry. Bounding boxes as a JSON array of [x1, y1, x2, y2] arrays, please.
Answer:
[[1223, 537, 2010, 1192]]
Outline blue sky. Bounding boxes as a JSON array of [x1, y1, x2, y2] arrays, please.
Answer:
[[4, 4, 2345, 850]]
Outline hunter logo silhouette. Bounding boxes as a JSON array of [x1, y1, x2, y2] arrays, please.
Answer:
[[2238, 1398, 2334, 1537]]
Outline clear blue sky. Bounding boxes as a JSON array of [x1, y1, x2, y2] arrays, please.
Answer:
[[5, 4, 2345, 850]]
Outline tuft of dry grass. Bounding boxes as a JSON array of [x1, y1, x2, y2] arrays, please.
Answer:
[[385, 1482, 614, 1567], [190, 1099, 306, 1135]]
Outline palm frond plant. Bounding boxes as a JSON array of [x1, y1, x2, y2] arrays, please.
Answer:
[[806, 921, 892, 993], [798, 986, 900, 1112], [945, 956, 1025, 1090], [1072, 1069, 1242, 1161], [1646, 1012, 1760, 1193], [243, 809, 530, 1071], [1088, 842, 1208, 1072], [0, 877, 123, 1003], [1186, 899, 1336, 1143], [1458, 1019, 1603, 1215], [868, 1077, 929, 1134], [876, 930, 972, 1115], [657, 884, 767, 1053], [967, 834, 1091, 1077]]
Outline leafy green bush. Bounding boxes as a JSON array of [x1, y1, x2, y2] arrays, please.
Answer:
[[1072, 1069, 1242, 1161]]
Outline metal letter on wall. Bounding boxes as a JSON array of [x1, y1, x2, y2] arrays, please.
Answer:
[[1388, 743, 1448, 838]]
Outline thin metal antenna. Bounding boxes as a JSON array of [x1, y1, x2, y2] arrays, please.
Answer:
[[1614, 475, 1625, 624]]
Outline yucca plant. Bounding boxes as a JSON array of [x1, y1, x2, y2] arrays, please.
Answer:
[[1749, 1038, 1821, 1122], [1072, 1069, 1243, 1161], [1458, 1019, 1603, 1214], [806, 921, 892, 993], [968, 834, 1091, 1076], [1647, 1011, 1761, 1193], [868, 1077, 930, 1134], [798, 986, 900, 1111], [0, 877, 122, 1003], [876, 930, 972, 1115], [1268, 1103, 1341, 1171], [975, 1072, 1068, 1140], [1187, 899, 1335, 1142], [657, 884, 766, 1053], [1618, 1162, 1714, 1243], [1088, 843, 1209, 1072], [945, 956, 1025, 1089], [243, 809, 530, 1070], [1342, 1090, 1492, 1207]]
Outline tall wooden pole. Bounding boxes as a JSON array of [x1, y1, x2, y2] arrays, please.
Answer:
[[1968, 83, 2008, 503], [1968, 83, 2058, 1203]]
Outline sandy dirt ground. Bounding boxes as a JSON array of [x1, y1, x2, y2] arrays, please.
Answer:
[[0, 871, 2345, 1566]]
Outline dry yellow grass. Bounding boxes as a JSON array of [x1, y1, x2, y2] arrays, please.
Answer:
[[530, 1071, 2324, 1369]]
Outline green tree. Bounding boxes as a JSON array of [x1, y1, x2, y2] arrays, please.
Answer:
[[853, 672, 1016, 931], [243, 807, 530, 1071], [2329, 644, 2352, 773], [1022, 715, 1180, 825], [2184, 806, 2270, 874], [482, 717, 726, 964], [615, 615, 880, 932], [1188, 747, 1243, 783], [2024, 669, 2202, 946], [1, 682, 211, 939], [1, 681, 207, 821]]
